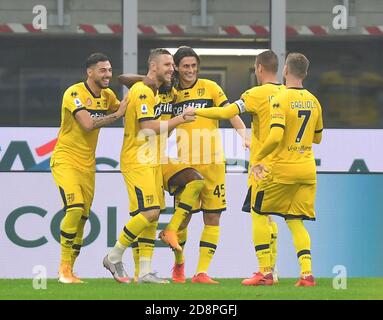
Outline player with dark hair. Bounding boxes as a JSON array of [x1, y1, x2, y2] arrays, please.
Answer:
[[171, 46, 248, 284], [51, 52, 127, 283]]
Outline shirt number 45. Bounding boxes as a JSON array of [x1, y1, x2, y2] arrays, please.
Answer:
[[213, 184, 225, 198]]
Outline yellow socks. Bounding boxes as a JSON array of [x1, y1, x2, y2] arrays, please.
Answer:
[[118, 213, 150, 247], [131, 240, 139, 280], [286, 219, 312, 276], [60, 207, 83, 264], [108, 213, 151, 264], [196, 225, 220, 274], [137, 220, 158, 277], [174, 227, 187, 264], [70, 214, 88, 269], [270, 220, 278, 269], [167, 180, 204, 232], [251, 211, 272, 274]]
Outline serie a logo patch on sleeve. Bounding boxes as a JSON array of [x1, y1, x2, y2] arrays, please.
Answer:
[[141, 104, 148, 114], [74, 98, 83, 108]]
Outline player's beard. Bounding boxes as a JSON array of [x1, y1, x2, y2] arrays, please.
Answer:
[[157, 73, 172, 87], [95, 77, 110, 89]]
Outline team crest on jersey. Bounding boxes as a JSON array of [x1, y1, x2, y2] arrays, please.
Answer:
[[141, 104, 148, 114], [86, 98, 92, 106], [74, 98, 83, 108], [145, 195, 154, 205], [71, 91, 78, 97], [66, 193, 75, 204], [139, 94, 147, 100], [197, 88, 205, 96]]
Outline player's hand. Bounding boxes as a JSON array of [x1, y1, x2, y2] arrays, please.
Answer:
[[243, 134, 251, 150], [182, 113, 196, 123], [183, 107, 196, 116], [115, 95, 129, 118], [250, 163, 269, 180], [182, 107, 196, 122]]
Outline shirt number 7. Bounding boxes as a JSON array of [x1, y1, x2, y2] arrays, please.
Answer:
[[296, 110, 311, 143]]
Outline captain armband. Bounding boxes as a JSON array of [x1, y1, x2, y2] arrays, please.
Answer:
[[234, 99, 246, 113]]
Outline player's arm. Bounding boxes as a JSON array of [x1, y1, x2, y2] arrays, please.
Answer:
[[107, 89, 124, 114], [118, 73, 158, 95], [251, 98, 285, 179], [253, 98, 285, 162], [137, 87, 194, 135], [313, 99, 324, 144], [253, 125, 284, 162], [313, 129, 322, 144], [228, 111, 250, 149], [189, 100, 245, 120], [140, 114, 194, 135], [184, 99, 249, 147], [250, 126, 284, 179], [75, 95, 128, 132], [186, 81, 246, 120]]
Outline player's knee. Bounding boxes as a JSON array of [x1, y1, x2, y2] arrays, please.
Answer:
[[62, 205, 85, 228], [203, 213, 221, 226], [171, 168, 204, 187], [286, 218, 303, 230], [185, 179, 205, 195], [142, 208, 160, 222], [187, 169, 204, 182], [179, 214, 192, 230]]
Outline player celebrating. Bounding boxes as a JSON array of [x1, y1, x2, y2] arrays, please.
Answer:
[[103, 49, 194, 284], [172, 46, 248, 284], [183, 50, 284, 284], [249, 52, 323, 286], [118, 74, 205, 284], [51, 52, 127, 284]]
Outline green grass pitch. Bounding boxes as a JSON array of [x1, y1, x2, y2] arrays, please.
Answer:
[[1, 278, 382, 300]]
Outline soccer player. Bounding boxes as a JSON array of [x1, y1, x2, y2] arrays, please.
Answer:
[[118, 73, 205, 284], [248, 52, 323, 286], [103, 49, 195, 284], [172, 46, 248, 284], [51, 52, 128, 284], [184, 50, 284, 284]]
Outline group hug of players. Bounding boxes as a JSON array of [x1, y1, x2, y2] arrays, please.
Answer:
[[51, 46, 323, 287]]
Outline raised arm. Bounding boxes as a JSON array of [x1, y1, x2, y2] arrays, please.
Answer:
[[118, 73, 158, 95], [187, 99, 245, 120]]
